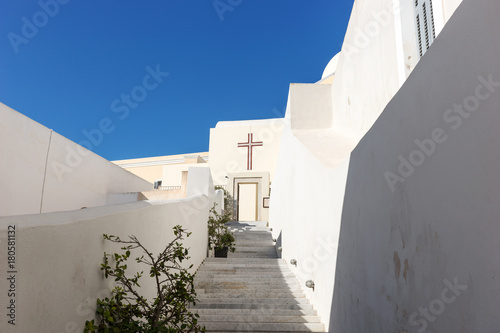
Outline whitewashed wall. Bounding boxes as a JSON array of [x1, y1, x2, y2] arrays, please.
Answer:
[[269, 123, 349, 328], [0, 194, 210, 333], [331, 0, 404, 139], [331, 0, 500, 331], [271, 0, 411, 327], [209, 119, 284, 186], [0, 103, 152, 217], [269, 0, 477, 331], [330, 0, 463, 140]]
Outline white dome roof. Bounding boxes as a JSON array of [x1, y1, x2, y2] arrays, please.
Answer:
[[321, 53, 340, 79]]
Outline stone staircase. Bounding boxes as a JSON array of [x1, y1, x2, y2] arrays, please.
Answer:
[[191, 221, 325, 332]]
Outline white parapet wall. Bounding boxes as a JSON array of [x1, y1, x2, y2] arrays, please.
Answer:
[[0, 102, 152, 217], [0, 195, 210, 332]]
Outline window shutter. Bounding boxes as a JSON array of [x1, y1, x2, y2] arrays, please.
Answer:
[[415, 0, 436, 57]]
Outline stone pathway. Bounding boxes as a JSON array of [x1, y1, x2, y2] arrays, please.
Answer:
[[191, 221, 325, 332]]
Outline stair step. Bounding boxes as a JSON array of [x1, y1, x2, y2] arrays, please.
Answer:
[[201, 262, 286, 266], [196, 290, 305, 298], [203, 258, 284, 263], [191, 308, 318, 316], [196, 273, 295, 279], [196, 314, 321, 323], [192, 303, 313, 310], [195, 273, 295, 279], [194, 221, 324, 332], [197, 266, 290, 272], [199, 322, 324, 332], [196, 268, 295, 277], [199, 266, 288, 271], [202, 331, 323, 333], [196, 298, 310, 305], [228, 254, 279, 258], [194, 282, 301, 290], [195, 286, 303, 293]]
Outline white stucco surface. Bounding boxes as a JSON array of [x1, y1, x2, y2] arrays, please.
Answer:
[[330, 0, 403, 139], [209, 118, 284, 186], [330, 0, 500, 331], [0, 195, 210, 332], [269, 124, 349, 328], [0, 103, 152, 217], [269, 0, 480, 331], [289, 84, 332, 130]]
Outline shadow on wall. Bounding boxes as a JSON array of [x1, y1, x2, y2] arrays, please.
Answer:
[[329, 0, 499, 331], [275, 230, 283, 259]]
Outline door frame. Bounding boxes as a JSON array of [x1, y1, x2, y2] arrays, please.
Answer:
[[236, 182, 259, 221], [234, 178, 262, 221], [227, 172, 270, 222]]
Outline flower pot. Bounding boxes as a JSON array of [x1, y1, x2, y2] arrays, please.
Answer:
[[214, 247, 229, 258]]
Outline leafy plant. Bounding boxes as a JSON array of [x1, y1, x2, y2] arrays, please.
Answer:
[[84, 225, 205, 333], [207, 204, 235, 252]]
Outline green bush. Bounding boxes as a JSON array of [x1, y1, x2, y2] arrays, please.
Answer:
[[84, 225, 205, 333], [207, 204, 235, 252]]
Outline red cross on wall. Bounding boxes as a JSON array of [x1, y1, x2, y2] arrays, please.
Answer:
[[237, 133, 263, 170]]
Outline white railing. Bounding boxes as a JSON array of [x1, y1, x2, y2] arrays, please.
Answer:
[[159, 186, 182, 190]]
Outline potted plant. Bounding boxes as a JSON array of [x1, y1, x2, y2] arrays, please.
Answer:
[[208, 204, 235, 257]]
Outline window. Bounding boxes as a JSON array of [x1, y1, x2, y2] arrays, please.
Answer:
[[415, 0, 436, 57]]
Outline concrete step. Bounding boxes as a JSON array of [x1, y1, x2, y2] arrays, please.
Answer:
[[196, 266, 289, 272], [201, 261, 285, 266], [203, 258, 284, 263], [196, 314, 322, 323], [196, 273, 295, 279], [196, 290, 306, 298], [194, 275, 298, 282], [199, 321, 325, 332], [194, 221, 324, 332], [233, 246, 276, 251], [232, 233, 273, 237], [195, 281, 299, 289], [196, 297, 310, 305], [202, 331, 322, 333], [232, 232, 272, 235], [233, 246, 276, 250], [228, 253, 278, 258], [233, 243, 275, 247], [195, 273, 295, 280], [199, 264, 288, 271], [233, 236, 274, 240], [195, 272, 295, 279], [194, 280, 301, 289], [196, 266, 290, 271], [228, 251, 277, 256], [231, 230, 272, 234], [191, 308, 318, 317], [192, 303, 313, 310]]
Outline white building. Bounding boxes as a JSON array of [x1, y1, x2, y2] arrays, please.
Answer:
[[270, 0, 499, 332], [2, 0, 500, 332], [115, 118, 284, 222]]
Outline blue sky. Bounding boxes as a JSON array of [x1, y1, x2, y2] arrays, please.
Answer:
[[0, 0, 354, 161]]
